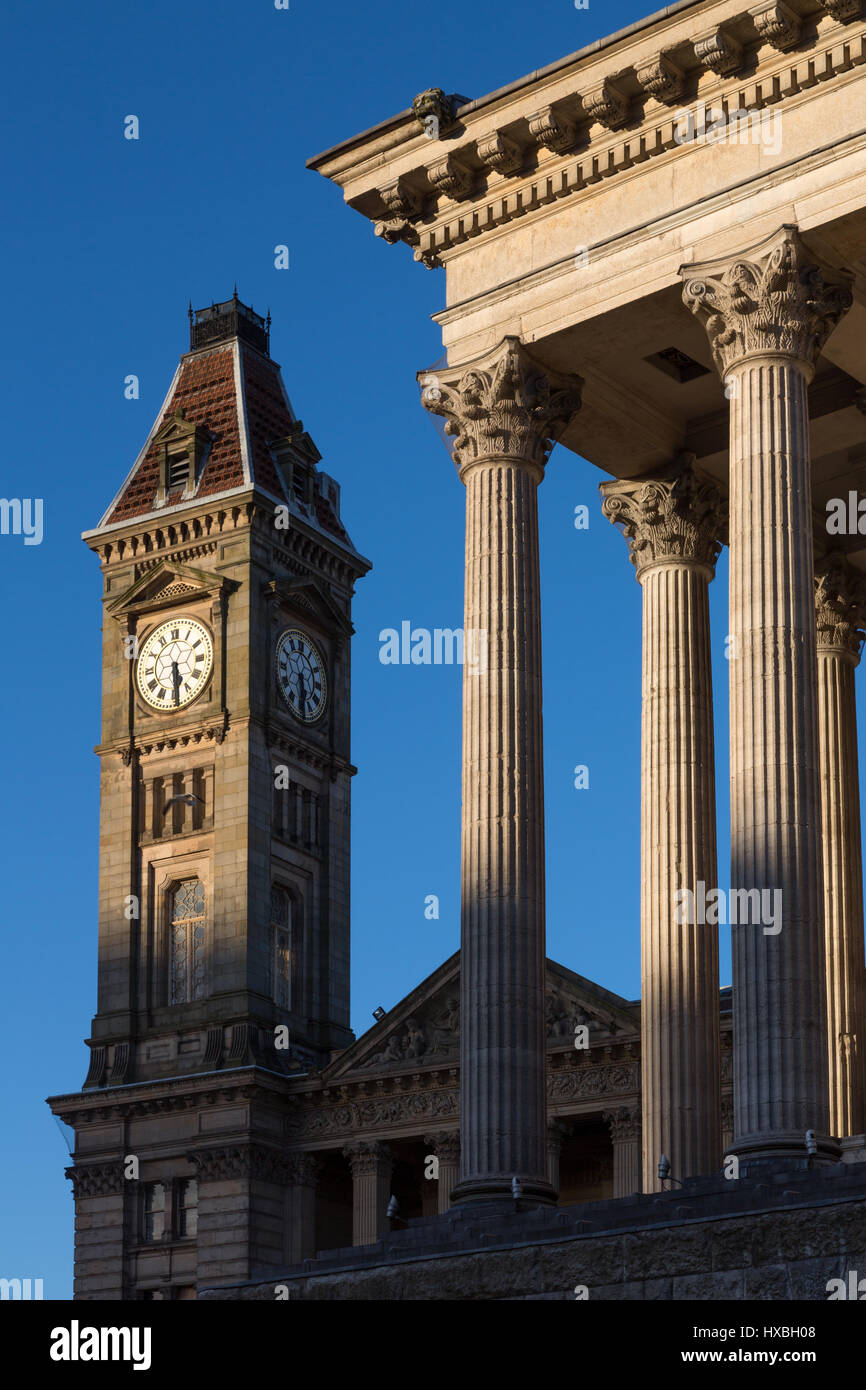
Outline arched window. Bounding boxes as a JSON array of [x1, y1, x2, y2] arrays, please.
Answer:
[[271, 886, 291, 1010], [170, 879, 206, 1004]]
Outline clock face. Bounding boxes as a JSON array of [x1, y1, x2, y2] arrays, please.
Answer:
[[276, 628, 327, 722], [136, 616, 214, 712]]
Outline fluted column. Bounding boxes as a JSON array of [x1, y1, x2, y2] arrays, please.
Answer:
[[420, 338, 581, 1206], [683, 225, 853, 1165], [546, 1118, 569, 1195], [343, 1141, 392, 1246], [603, 1105, 642, 1196], [602, 459, 723, 1189], [286, 1153, 319, 1264], [815, 555, 866, 1137], [425, 1130, 460, 1213]]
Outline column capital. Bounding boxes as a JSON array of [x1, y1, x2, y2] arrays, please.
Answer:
[[600, 456, 724, 577], [342, 1140, 393, 1178], [681, 225, 852, 378], [603, 1105, 642, 1144], [815, 554, 866, 661], [424, 1130, 460, 1164], [418, 336, 582, 480], [286, 1152, 320, 1188]]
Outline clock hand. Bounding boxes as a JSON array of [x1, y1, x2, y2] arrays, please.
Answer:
[[171, 660, 181, 706]]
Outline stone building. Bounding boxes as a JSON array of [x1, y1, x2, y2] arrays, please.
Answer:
[[50, 0, 866, 1300]]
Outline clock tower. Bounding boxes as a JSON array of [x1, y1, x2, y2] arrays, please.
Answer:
[[49, 294, 370, 1298]]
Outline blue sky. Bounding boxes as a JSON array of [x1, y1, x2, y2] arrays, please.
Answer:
[[0, 0, 857, 1298]]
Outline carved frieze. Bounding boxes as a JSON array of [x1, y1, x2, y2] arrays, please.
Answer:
[[191, 1143, 297, 1185], [549, 1062, 639, 1102], [66, 1163, 125, 1200], [360, 995, 459, 1069], [682, 227, 853, 376], [286, 1086, 459, 1139]]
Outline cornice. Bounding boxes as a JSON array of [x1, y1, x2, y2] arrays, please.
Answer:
[[317, 5, 866, 268], [47, 1066, 297, 1126]]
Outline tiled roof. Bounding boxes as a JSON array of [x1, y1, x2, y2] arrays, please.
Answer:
[[101, 337, 348, 546]]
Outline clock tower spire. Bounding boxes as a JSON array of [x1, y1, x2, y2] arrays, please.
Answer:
[[49, 296, 370, 1298]]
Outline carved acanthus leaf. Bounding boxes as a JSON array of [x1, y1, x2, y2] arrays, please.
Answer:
[[528, 105, 579, 153], [682, 227, 853, 376], [378, 178, 423, 219], [603, 1105, 641, 1143], [635, 53, 686, 104], [342, 1140, 393, 1177], [374, 217, 419, 247], [694, 27, 744, 75], [816, 0, 862, 19], [815, 555, 866, 658], [427, 153, 474, 200], [191, 1143, 296, 1184], [750, 0, 802, 50], [582, 77, 631, 130], [66, 1163, 125, 1199], [600, 458, 724, 575], [476, 131, 523, 176]]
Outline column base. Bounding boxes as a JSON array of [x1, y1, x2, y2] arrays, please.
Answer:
[[449, 1176, 557, 1208], [728, 1130, 841, 1172]]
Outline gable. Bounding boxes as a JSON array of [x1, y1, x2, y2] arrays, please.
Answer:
[[107, 559, 234, 618], [322, 953, 637, 1082]]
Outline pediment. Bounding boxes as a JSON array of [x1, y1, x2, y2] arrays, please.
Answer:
[[322, 953, 638, 1082], [153, 408, 211, 449], [265, 576, 353, 638], [108, 559, 234, 618]]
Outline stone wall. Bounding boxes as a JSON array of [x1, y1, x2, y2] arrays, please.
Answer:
[[200, 1162, 866, 1301]]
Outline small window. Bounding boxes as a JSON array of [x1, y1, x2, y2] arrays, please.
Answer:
[[271, 886, 291, 1010], [177, 1179, 198, 1238], [143, 1183, 166, 1242]]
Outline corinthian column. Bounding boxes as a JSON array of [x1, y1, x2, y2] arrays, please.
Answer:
[[601, 458, 723, 1189], [815, 555, 866, 1137], [343, 1141, 393, 1246], [682, 225, 853, 1165], [420, 338, 581, 1206]]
